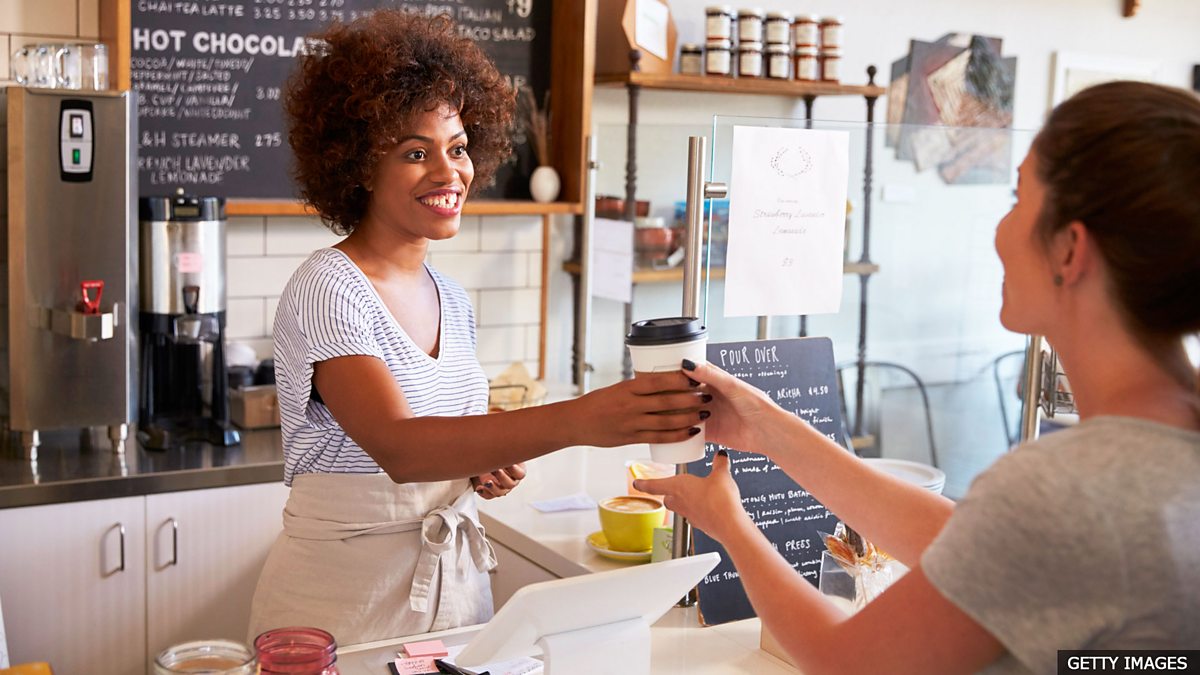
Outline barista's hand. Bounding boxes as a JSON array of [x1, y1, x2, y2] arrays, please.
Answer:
[[472, 463, 526, 499], [633, 450, 754, 545], [682, 359, 777, 453], [565, 371, 710, 447]]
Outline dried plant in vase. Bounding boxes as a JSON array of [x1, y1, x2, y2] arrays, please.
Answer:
[[520, 86, 559, 203]]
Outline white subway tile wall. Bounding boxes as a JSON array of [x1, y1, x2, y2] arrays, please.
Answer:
[[1, 2, 100, 87], [224, 215, 545, 379]]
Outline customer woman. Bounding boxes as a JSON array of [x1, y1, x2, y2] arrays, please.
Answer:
[[248, 11, 705, 646], [636, 81, 1200, 674]]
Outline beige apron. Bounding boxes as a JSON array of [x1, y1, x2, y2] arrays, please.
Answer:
[[247, 473, 497, 647]]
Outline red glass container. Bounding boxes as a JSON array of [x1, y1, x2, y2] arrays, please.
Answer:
[[255, 627, 340, 675]]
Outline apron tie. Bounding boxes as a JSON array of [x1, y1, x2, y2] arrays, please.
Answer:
[[409, 489, 498, 613]]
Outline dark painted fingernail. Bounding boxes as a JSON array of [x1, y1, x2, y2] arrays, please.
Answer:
[[485, 481, 494, 487], [688, 427, 701, 436], [717, 449, 728, 457], [701, 394, 713, 403], [687, 377, 700, 387], [699, 410, 711, 420], [682, 359, 697, 371]]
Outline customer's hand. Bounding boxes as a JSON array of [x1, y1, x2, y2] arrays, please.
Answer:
[[633, 450, 753, 545], [682, 359, 777, 453], [565, 371, 709, 447], [472, 463, 526, 499]]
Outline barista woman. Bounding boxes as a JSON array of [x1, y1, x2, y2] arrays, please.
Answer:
[[248, 11, 706, 645], [637, 81, 1200, 674]]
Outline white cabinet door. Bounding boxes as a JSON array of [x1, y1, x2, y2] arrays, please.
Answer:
[[0, 496, 147, 675], [144, 482, 289, 663], [488, 538, 558, 610]]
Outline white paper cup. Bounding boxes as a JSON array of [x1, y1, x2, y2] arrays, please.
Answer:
[[625, 317, 708, 464]]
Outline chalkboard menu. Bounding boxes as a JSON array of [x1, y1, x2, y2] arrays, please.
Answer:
[[690, 337, 847, 626], [131, 0, 551, 200]]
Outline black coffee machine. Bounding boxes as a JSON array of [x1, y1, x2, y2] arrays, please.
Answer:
[[138, 192, 239, 449]]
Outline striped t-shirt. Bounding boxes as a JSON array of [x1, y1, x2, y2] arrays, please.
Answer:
[[273, 248, 489, 485]]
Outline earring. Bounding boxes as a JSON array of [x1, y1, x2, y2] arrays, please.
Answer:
[[1053, 274, 1064, 286]]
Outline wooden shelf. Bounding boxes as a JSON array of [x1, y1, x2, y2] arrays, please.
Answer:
[[225, 200, 582, 217], [595, 71, 886, 98], [563, 260, 878, 283]]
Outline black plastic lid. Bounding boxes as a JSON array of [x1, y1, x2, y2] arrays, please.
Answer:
[[625, 317, 707, 346], [139, 191, 225, 221]]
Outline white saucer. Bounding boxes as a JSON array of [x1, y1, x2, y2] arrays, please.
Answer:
[[863, 458, 946, 493], [586, 531, 651, 563]]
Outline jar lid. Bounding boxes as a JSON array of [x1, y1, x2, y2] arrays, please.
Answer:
[[625, 317, 708, 346], [706, 38, 732, 48], [738, 41, 763, 51], [820, 15, 845, 24], [680, 43, 703, 52], [706, 5, 734, 14], [795, 14, 820, 22], [737, 8, 765, 18], [766, 11, 792, 20], [796, 45, 819, 55], [766, 43, 792, 54], [820, 47, 842, 56], [634, 216, 667, 229]]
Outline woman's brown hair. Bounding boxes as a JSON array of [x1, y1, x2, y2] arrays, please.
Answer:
[[1034, 81, 1200, 345], [285, 11, 515, 234]]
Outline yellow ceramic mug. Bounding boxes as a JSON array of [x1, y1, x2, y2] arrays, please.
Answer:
[[598, 496, 665, 552]]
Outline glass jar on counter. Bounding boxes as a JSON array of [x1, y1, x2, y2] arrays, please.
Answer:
[[705, 5, 735, 41], [705, 38, 733, 77], [795, 45, 819, 82], [820, 48, 842, 82], [793, 14, 820, 48], [765, 43, 791, 79], [820, 16, 844, 50], [256, 627, 340, 675], [764, 11, 792, 45], [154, 640, 257, 675], [679, 43, 703, 75], [737, 8, 764, 44], [737, 41, 763, 79]]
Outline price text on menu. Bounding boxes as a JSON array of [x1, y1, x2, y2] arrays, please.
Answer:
[[689, 337, 847, 626], [131, 0, 551, 199]]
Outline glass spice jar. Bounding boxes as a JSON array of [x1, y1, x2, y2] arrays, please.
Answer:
[[737, 41, 763, 78], [820, 48, 842, 82], [793, 14, 820, 48], [256, 627, 340, 675], [764, 11, 792, 45], [154, 640, 257, 675], [705, 38, 733, 77], [705, 5, 735, 41], [820, 16, 844, 50], [765, 43, 791, 79], [795, 45, 819, 82], [737, 8, 764, 44], [679, 43, 703, 75]]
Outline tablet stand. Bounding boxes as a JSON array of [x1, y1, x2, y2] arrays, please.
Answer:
[[536, 617, 650, 675]]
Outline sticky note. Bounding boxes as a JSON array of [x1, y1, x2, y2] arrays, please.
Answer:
[[392, 656, 438, 675], [402, 639, 449, 657]]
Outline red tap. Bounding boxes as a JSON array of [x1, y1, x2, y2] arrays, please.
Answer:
[[77, 280, 104, 314]]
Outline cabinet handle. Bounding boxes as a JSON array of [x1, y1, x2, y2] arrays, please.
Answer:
[[117, 522, 126, 572], [169, 517, 179, 566]]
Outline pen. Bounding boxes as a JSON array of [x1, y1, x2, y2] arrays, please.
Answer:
[[433, 658, 489, 675]]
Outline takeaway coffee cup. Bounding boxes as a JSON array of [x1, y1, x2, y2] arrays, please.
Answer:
[[625, 317, 708, 464]]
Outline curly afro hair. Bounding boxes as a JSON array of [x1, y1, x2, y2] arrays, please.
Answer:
[[285, 11, 516, 234]]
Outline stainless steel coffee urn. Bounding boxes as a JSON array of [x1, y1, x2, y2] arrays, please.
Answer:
[[139, 190, 238, 449], [0, 88, 138, 459]]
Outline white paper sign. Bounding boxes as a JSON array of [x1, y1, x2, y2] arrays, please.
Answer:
[[723, 126, 850, 318], [635, 0, 670, 61], [592, 218, 634, 304]]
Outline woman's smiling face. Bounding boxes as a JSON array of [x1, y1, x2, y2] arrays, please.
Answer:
[[365, 102, 474, 242]]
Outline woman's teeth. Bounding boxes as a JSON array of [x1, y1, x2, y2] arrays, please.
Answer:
[[420, 193, 459, 209]]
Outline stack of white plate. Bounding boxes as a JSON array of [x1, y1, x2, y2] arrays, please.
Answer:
[[863, 458, 946, 496]]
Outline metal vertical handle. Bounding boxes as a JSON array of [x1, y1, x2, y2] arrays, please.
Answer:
[[169, 517, 179, 566], [1019, 335, 1044, 442], [575, 135, 599, 395], [117, 522, 126, 572], [682, 137, 708, 318]]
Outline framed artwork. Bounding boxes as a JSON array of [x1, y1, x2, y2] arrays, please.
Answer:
[[1051, 51, 1160, 105]]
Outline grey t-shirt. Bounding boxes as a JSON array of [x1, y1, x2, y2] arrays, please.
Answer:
[[922, 416, 1200, 675]]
